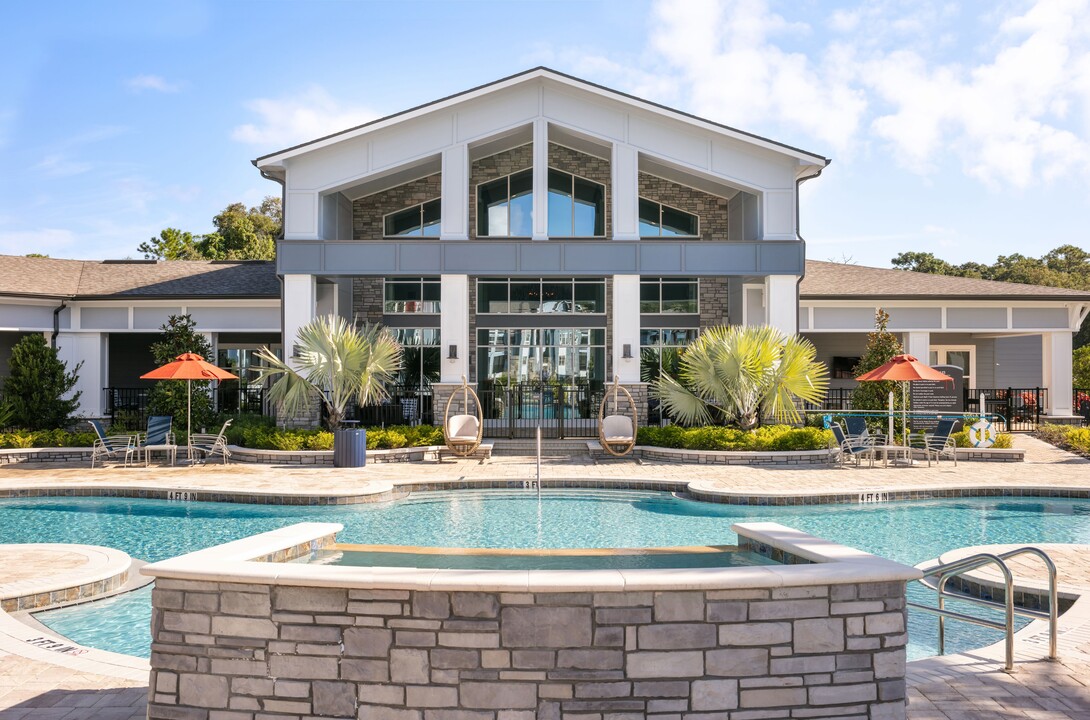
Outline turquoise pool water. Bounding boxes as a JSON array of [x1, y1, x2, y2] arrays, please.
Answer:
[[14, 489, 1090, 660], [303, 547, 778, 570]]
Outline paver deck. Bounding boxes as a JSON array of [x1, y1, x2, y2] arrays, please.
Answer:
[[0, 433, 1087, 718]]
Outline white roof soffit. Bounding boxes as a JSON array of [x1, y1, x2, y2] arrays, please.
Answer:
[[253, 67, 830, 169], [639, 155, 743, 200], [337, 155, 442, 201]]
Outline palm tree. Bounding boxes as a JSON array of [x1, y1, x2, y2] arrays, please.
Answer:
[[254, 315, 402, 429], [652, 325, 828, 430]]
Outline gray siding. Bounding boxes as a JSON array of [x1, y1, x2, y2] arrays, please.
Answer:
[[0, 303, 55, 329], [995, 335, 1043, 387]]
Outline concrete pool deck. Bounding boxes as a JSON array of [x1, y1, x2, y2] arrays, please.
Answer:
[[0, 433, 1088, 718]]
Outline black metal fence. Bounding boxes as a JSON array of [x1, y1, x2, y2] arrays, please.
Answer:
[[478, 382, 605, 439], [809, 386, 1050, 431], [1075, 388, 1090, 424], [350, 385, 434, 427], [104, 385, 270, 425]]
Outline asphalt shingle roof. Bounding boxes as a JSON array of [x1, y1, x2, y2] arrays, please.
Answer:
[[802, 260, 1090, 300], [0, 255, 279, 299]]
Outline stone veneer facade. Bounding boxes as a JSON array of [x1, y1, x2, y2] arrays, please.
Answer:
[[638, 173, 730, 242], [147, 579, 908, 720]]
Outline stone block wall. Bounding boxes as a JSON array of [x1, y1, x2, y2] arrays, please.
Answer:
[[352, 277, 384, 325], [699, 277, 730, 329], [639, 172, 729, 241], [353, 174, 442, 241], [148, 579, 908, 720]]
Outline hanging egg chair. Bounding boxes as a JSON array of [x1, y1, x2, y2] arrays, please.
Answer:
[[443, 375, 483, 457], [598, 376, 637, 457]]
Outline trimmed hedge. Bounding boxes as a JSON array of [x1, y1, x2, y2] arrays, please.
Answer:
[[1036, 423, 1090, 457], [636, 425, 833, 452], [0, 429, 97, 449], [225, 423, 444, 452]]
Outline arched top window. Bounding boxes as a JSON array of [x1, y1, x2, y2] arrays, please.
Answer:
[[384, 199, 441, 237], [548, 169, 605, 237]]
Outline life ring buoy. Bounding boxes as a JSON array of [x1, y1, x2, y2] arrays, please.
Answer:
[[968, 420, 997, 448]]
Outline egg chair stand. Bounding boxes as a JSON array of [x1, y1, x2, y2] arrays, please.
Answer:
[[598, 376, 637, 457], [443, 375, 484, 457]]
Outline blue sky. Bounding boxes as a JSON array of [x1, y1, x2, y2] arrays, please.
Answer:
[[2, 0, 1088, 268]]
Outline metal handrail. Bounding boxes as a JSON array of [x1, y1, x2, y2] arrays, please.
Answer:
[[908, 547, 1058, 672]]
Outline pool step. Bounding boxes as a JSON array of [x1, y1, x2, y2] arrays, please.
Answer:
[[489, 439, 594, 456]]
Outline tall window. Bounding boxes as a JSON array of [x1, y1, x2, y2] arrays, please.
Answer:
[[548, 169, 605, 237], [478, 170, 533, 237], [384, 200, 441, 237], [477, 278, 605, 314], [640, 328, 697, 382], [639, 199, 698, 237], [640, 278, 698, 313], [384, 278, 440, 313], [477, 328, 605, 385], [390, 328, 441, 389]]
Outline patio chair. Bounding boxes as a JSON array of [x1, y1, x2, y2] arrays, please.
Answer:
[[190, 419, 233, 465], [89, 419, 137, 468], [137, 415, 176, 466], [914, 418, 959, 467], [830, 422, 874, 467], [844, 416, 869, 440]]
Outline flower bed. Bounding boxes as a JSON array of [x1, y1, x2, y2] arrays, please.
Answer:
[[636, 424, 832, 451], [1036, 423, 1090, 458]]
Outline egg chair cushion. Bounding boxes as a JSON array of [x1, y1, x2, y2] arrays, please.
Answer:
[[601, 414, 634, 443], [446, 414, 480, 442]]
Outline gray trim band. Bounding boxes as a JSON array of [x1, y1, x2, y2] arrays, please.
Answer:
[[278, 240, 804, 277]]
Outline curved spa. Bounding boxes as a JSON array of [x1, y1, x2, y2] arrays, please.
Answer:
[[142, 521, 919, 719]]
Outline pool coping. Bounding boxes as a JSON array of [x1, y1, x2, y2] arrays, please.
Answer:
[[0, 543, 133, 613], [3, 478, 1090, 507]]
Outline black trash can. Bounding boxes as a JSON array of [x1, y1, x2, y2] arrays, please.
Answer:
[[333, 426, 367, 468]]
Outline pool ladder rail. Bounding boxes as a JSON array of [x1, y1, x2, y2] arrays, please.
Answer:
[[908, 546, 1058, 672]]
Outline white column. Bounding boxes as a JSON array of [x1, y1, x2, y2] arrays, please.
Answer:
[[55, 332, 105, 417], [531, 118, 549, 240], [612, 275, 640, 382], [904, 332, 930, 363], [440, 274, 469, 382], [1042, 331, 1074, 416], [611, 143, 640, 240], [765, 275, 799, 335], [441, 144, 469, 239], [282, 274, 317, 369]]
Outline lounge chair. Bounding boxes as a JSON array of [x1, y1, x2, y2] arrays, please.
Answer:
[[138, 415, 176, 466], [190, 419, 232, 464], [830, 422, 874, 467], [89, 419, 137, 468], [915, 418, 959, 466]]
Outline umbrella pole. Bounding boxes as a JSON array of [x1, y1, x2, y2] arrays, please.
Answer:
[[187, 379, 192, 462], [888, 391, 894, 444], [902, 382, 908, 448]]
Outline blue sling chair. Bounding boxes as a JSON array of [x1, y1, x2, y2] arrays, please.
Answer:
[[137, 415, 175, 465]]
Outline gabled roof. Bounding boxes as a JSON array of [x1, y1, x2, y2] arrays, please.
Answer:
[[253, 67, 830, 168], [0, 255, 280, 300], [802, 260, 1090, 301]]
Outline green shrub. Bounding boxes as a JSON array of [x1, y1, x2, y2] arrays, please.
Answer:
[[304, 431, 334, 451], [0, 428, 98, 449], [951, 429, 1013, 449], [636, 424, 831, 452], [3, 335, 82, 430], [269, 432, 305, 451], [1037, 424, 1090, 456]]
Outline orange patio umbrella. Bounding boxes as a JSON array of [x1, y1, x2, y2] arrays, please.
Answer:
[[856, 354, 952, 445], [141, 353, 238, 452]]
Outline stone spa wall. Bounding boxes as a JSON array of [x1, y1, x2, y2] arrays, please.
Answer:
[[144, 523, 919, 720]]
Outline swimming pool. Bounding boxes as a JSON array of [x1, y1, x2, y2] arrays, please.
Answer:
[[12, 489, 1090, 660]]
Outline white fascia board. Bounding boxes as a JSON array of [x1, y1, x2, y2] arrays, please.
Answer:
[[71, 299, 281, 308], [255, 69, 828, 169]]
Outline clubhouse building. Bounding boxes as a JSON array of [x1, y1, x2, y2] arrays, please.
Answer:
[[1, 69, 1087, 429]]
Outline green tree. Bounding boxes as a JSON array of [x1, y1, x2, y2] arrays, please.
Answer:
[[137, 228, 201, 260], [254, 315, 402, 429], [2, 334, 82, 430], [651, 325, 829, 430], [137, 197, 281, 261], [146, 315, 215, 437], [1074, 346, 1090, 389], [849, 309, 906, 420], [197, 199, 280, 260], [24, 253, 49, 258], [891, 252, 960, 276]]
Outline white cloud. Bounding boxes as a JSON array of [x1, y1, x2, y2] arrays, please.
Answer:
[[231, 87, 380, 148], [126, 74, 182, 93], [548, 0, 1090, 189], [34, 154, 92, 178]]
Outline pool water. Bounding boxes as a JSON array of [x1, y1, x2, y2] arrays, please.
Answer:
[[13, 490, 1090, 660], [304, 546, 778, 570]]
